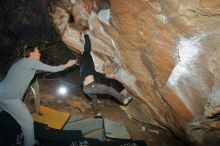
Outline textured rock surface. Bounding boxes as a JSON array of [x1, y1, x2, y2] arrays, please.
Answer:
[[50, 0, 220, 144]]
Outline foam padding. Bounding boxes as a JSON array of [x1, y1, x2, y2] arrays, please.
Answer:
[[32, 105, 70, 129], [104, 119, 131, 139]]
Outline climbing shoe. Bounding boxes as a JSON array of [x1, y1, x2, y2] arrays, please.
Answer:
[[123, 96, 132, 105]]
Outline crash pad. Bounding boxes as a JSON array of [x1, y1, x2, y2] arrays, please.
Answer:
[[104, 119, 131, 139], [64, 115, 104, 140], [32, 105, 70, 129]]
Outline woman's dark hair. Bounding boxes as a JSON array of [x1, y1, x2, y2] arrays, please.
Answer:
[[24, 42, 38, 57]]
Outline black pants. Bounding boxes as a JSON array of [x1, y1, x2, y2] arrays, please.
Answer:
[[83, 82, 126, 114]]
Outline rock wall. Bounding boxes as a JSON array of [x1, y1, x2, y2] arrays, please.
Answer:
[[49, 0, 220, 144]]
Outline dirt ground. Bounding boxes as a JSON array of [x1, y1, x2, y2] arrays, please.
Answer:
[[25, 70, 186, 146]]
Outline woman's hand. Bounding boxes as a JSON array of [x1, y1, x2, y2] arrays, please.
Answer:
[[63, 59, 77, 69]]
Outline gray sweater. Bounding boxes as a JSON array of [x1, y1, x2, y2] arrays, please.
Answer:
[[0, 58, 65, 100]]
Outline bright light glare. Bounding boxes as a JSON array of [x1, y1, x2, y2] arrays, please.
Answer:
[[58, 86, 68, 96]]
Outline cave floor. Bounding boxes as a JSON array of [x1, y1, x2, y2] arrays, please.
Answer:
[[25, 70, 185, 146]]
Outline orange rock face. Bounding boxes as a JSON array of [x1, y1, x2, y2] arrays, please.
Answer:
[[50, 0, 220, 144]]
